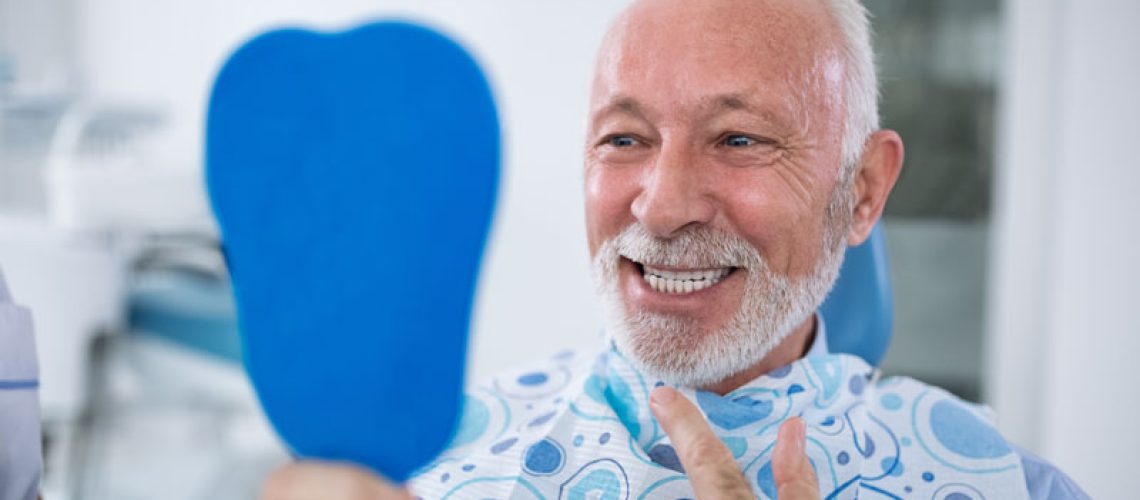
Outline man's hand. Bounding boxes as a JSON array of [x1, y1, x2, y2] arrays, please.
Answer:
[[650, 386, 820, 500], [261, 461, 412, 500]]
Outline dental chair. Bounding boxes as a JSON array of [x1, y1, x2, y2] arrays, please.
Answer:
[[822, 225, 893, 367], [204, 20, 895, 483]]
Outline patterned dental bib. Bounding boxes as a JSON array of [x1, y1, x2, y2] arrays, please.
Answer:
[[409, 348, 1029, 499]]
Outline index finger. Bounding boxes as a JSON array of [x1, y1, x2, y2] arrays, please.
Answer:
[[650, 386, 753, 499]]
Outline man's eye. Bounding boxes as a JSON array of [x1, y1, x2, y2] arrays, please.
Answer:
[[722, 135, 758, 147], [608, 135, 638, 147]]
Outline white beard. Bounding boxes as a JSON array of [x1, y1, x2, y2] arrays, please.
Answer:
[[591, 188, 853, 388]]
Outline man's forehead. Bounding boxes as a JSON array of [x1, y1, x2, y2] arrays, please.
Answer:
[[605, 0, 838, 56], [590, 0, 844, 123]]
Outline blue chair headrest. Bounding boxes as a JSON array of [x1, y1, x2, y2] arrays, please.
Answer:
[[819, 223, 894, 367], [206, 21, 499, 481]]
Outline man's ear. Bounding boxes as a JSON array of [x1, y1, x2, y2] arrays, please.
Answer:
[[847, 130, 904, 246]]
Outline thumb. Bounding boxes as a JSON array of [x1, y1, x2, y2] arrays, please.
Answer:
[[772, 417, 820, 500]]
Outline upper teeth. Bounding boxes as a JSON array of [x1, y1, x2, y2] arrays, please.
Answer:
[[641, 265, 732, 294]]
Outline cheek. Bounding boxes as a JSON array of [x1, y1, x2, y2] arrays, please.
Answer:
[[715, 172, 827, 275], [584, 164, 641, 255]]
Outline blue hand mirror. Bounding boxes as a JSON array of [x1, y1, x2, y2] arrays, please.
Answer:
[[206, 21, 499, 481]]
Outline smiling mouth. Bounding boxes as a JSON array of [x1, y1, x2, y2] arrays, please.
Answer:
[[634, 261, 737, 294]]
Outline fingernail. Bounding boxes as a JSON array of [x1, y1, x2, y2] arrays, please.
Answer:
[[650, 386, 676, 405]]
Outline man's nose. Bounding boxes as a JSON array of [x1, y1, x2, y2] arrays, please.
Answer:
[[631, 143, 716, 238]]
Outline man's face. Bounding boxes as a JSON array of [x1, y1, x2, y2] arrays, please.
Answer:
[[585, 0, 854, 387]]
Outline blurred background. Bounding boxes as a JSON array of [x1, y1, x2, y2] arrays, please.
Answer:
[[0, 0, 1136, 498]]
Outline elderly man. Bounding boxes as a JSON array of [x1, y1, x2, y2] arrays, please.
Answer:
[[264, 0, 1086, 498]]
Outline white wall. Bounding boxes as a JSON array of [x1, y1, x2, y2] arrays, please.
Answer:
[[0, 0, 77, 96], [987, 0, 1140, 497], [74, 0, 632, 382]]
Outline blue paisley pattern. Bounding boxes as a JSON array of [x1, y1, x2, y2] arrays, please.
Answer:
[[409, 349, 1029, 499]]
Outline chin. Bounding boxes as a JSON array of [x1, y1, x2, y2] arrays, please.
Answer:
[[603, 288, 794, 388]]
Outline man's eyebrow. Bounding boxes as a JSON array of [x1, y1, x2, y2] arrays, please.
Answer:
[[705, 92, 794, 130], [590, 92, 793, 130], [712, 93, 750, 111], [591, 95, 650, 123]]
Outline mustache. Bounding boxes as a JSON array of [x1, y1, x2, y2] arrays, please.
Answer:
[[607, 223, 762, 269]]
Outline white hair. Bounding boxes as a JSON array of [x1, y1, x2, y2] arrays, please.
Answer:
[[823, 0, 881, 182]]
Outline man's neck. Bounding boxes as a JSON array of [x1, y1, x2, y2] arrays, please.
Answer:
[[699, 314, 817, 395]]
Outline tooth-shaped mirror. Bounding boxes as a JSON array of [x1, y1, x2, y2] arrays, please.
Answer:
[[206, 21, 499, 481]]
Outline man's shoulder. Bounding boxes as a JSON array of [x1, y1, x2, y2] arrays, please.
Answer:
[[1010, 444, 1091, 500], [868, 372, 1088, 500], [449, 348, 600, 446], [409, 349, 601, 489], [468, 348, 600, 397]]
